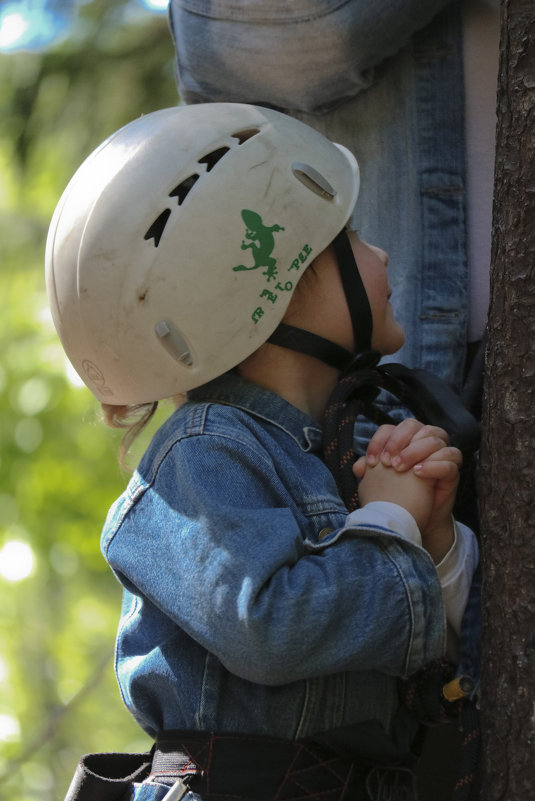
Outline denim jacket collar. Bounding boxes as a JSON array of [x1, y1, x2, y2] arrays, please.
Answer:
[[188, 372, 323, 453]]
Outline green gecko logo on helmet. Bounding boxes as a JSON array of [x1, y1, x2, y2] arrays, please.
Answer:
[[232, 209, 313, 325], [232, 210, 285, 281]]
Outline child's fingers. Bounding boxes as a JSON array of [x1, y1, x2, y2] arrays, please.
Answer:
[[378, 419, 423, 461], [413, 447, 463, 480], [379, 421, 450, 467], [417, 446, 462, 465], [413, 460, 460, 481], [365, 420, 450, 468], [390, 436, 456, 472], [364, 425, 397, 466], [415, 458, 461, 520], [408, 424, 450, 445], [367, 418, 427, 466]]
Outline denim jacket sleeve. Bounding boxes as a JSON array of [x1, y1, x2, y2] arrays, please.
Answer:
[[102, 418, 446, 686], [169, 0, 456, 112]]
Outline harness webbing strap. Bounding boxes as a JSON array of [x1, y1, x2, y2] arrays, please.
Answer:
[[64, 751, 151, 801], [152, 731, 370, 801]]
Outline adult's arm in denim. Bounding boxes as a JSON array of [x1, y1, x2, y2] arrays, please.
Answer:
[[103, 431, 446, 686], [169, 0, 457, 112]]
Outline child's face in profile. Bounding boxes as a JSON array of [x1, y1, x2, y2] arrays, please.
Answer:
[[346, 231, 405, 356], [283, 231, 405, 359]]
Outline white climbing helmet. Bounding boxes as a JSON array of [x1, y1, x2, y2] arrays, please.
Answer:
[[45, 103, 359, 404]]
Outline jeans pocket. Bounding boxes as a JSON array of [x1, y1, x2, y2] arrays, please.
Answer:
[[169, 0, 453, 113]]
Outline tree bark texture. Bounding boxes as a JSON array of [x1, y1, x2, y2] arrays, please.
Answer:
[[479, 1, 535, 798]]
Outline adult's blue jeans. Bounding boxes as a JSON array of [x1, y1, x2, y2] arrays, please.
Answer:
[[169, 0, 469, 392]]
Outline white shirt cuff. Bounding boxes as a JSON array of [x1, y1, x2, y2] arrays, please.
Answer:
[[345, 501, 421, 545]]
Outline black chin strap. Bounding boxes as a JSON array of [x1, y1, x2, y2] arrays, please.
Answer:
[[331, 229, 373, 354], [266, 324, 354, 371], [267, 228, 373, 370]]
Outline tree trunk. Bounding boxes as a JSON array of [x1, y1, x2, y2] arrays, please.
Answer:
[[479, 1, 535, 798]]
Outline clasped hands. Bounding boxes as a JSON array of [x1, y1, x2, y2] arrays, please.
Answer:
[[353, 419, 462, 563]]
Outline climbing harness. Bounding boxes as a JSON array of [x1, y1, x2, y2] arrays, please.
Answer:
[[65, 731, 420, 801]]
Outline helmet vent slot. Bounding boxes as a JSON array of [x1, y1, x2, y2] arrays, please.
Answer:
[[144, 208, 171, 247], [169, 173, 199, 205], [198, 146, 230, 172], [232, 128, 261, 144], [292, 162, 337, 200]]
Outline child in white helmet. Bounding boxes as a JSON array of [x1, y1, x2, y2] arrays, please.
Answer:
[[47, 104, 479, 801]]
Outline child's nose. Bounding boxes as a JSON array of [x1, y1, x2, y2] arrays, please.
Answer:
[[365, 242, 389, 268]]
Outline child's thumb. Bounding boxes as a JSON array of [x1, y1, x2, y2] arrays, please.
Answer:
[[352, 456, 367, 479]]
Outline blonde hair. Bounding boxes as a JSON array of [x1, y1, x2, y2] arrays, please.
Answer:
[[101, 401, 158, 470]]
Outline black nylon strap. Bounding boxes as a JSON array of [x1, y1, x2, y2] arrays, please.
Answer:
[[376, 363, 480, 453], [322, 360, 480, 513], [153, 731, 368, 801], [63, 752, 151, 801], [267, 323, 353, 371], [267, 229, 373, 371], [331, 230, 373, 354]]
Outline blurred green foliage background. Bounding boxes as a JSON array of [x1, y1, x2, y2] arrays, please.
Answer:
[[0, 2, 179, 797]]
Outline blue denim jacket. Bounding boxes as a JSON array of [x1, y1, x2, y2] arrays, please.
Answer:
[[102, 373, 447, 753], [169, 0, 468, 392]]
